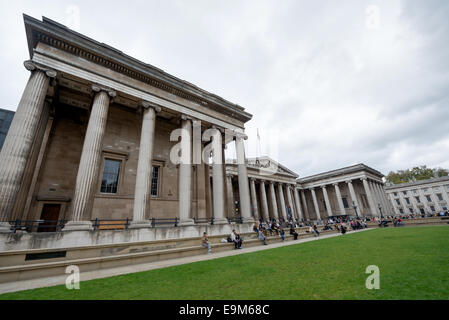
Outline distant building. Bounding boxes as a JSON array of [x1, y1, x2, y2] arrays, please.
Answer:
[[385, 176, 449, 215], [0, 108, 14, 151]]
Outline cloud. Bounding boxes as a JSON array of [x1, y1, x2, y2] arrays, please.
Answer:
[[0, 0, 448, 177]]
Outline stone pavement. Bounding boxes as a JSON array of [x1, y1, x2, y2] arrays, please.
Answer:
[[0, 228, 373, 295]]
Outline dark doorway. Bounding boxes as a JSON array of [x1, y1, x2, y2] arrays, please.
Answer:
[[38, 204, 61, 232]]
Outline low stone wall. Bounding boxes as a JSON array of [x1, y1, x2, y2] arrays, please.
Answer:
[[0, 222, 254, 252]]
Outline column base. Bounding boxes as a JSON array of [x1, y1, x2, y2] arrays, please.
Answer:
[[0, 222, 11, 233], [177, 219, 195, 227], [128, 220, 152, 229], [63, 221, 93, 231], [212, 218, 229, 225], [241, 217, 255, 224]]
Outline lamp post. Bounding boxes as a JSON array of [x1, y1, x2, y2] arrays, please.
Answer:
[[352, 201, 359, 219], [378, 202, 384, 219]]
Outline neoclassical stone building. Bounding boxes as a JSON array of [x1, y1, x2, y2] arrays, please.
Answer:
[[385, 176, 449, 215], [0, 16, 393, 245], [0, 15, 254, 235]]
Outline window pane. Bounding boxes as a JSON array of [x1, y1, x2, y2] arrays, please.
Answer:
[[101, 159, 121, 193], [151, 166, 160, 196]]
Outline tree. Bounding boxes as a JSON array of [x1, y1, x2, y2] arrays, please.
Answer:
[[386, 165, 448, 184]]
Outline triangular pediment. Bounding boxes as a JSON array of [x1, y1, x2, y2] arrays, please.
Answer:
[[246, 156, 299, 178]]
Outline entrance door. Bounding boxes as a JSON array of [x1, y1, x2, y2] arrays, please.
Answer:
[[38, 204, 61, 232]]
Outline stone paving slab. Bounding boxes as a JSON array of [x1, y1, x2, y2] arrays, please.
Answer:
[[0, 228, 373, 295]]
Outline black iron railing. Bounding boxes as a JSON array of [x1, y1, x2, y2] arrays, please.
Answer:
[[151, 217, 178, 227], [8, 219, 67, 233], [227, 216, 243, 224], [193, 217, 214, 225], [91, 218, 130, 230]]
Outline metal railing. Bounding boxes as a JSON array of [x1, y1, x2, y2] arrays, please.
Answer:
[[8, 219, 67, 233], [227, 216, 243, 224], [151, 217, 178, 227], [193, 217, 214, 225], [91, 218, 130, 230]]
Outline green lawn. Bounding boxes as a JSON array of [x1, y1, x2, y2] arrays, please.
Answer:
[[1, 226, 448, 300]]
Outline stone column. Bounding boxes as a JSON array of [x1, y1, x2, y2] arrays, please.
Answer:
[[321, 185, 332, 218], [286, 185, 295, 221], [259, 180, 270, 221], [310, 188, 321, 221], [361, 178, 378, 217], [211, 130, 227, 224], [276, 183, 287, 221], [389, 193, 400, 215], [441, 188, 449, 209], [64, 85, 116, 230], [235, 134, 253, 223], [130, 102, 160, 228], [369, 180, 382, 216], [430, 188, 443, 212], [269, 181, 279, 220], [301, 190, 310, 221], [204, 163, 213, 218], [377, 183, 391, 215], [177, 117, 194, 226], [346, 180, 360, 216], [226, 174, 235, 217], [0, 61, 55, 232], [249, 178, 260, 221], [333, 183, 346, 216], [294, 187, 304, 221]]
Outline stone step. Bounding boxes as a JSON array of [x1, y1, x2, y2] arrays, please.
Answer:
[[0, 229, 337, 284]]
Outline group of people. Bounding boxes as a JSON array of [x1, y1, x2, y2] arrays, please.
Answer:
[[201, 228, 244, 253]]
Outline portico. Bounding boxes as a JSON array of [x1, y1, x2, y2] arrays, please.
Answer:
[[0, 15, 254, 235]]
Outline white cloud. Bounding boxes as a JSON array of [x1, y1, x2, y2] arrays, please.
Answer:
[[1, 0, 448, 177]]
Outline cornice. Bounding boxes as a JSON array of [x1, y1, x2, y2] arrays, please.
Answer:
[[23, 15, 252, 124]]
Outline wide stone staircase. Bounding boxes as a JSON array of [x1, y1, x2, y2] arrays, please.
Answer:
[[0, 226, 338, 287]]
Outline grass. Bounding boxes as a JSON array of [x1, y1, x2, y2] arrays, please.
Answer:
[[1, 226, 448, 300]]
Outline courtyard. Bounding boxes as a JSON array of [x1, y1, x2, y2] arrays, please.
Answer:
[[1, 225, 448, 300]]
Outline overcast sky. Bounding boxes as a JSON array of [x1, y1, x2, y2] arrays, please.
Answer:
[[1, 0, 448, 177]]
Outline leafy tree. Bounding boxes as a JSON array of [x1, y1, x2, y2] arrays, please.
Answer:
[[386, 165, 448, 184]]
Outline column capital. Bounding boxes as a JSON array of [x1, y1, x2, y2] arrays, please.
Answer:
[[345, 179, 353, 184], [91, 84, 116, 98], [360, 177, 368, 181], [249, 177, 257, 182], [23, 60, 57, 78], [142, 101, 162, 112], [232, 131, 248, 141], [321, 185, 327, 189], [332, 182, 340, 187], [226, 173, 234, 178]]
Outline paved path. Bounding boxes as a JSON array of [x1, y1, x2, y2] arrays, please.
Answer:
[[0, 228, 373, 295]]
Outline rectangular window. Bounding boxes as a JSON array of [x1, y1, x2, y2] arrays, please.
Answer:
[[430, 206, 435, 212], [342, 197, 349, 208], [437, 194, 443, 201], [415, 196, 421, 203], [402, 191, 407, 195], [420, 208, 425, 214], [405, 198, 410, 205], [426, 195, 432, 202], [151, 165, 160, 197], [409, 208, 413, 214], [100, 159, 121, 194], [395, 199, 400, 205], [394, 192, 398, 197], [399, 209, 404, 214]]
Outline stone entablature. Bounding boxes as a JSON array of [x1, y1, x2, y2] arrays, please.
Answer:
[[24, 15, 251, 127]]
